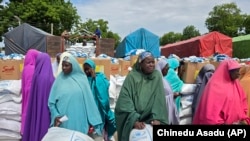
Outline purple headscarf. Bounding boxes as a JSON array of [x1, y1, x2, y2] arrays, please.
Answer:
[[21, 49, 40, 134], [22, 53, 55, 141], [155, 58, 180, 125]]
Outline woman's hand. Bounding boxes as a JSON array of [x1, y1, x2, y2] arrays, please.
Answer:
[[54, 117, 62, 127], [151, 120, 161, 125], [174, 92, 179, 98], [133, 121, 145, 129], [90, 68, 96, 78]]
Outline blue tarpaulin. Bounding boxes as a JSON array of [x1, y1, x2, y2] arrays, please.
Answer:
[[115, 28, 160, 58]]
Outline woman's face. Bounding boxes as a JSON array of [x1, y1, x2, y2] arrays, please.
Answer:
[[162, 64, 169, 76], [83, 63, 92, 77], [229, 68, 240, 81], [62, 61, 72, 74], [140, 56, 155, 74]]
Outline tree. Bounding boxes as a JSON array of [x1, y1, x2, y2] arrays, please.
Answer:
[[243, 15, 250, 34], [205, 2, 244, 37], [181, 25, 200, 40], [160, 32, 182, 46], [0, 0, 80, 42]]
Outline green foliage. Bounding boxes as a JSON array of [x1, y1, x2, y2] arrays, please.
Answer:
[[243, 15, 250, 34], [160, 32, 182, 46], [0, 0, 80, 42], [205, 2, 244, 37], [181, 25, 200, 40]]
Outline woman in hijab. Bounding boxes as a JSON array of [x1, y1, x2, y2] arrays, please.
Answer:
[[115, 51, 168, 141], [239, 65, 250, 117], [155, 58, 179, 125], [21, 49, 40, 135], [48, 53, 103, 136], [192, 64, 215, 120], [165, 57, 184, 112], [83, 59, 116, 141], [193, 59, 250, 124], [55, 51, 71, 77], [22, 53, 55, 141]]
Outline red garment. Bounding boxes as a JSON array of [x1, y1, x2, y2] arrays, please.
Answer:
[[193, 59, 250, 124]]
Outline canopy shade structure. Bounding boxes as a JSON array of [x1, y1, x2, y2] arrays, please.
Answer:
[[161, 31, 232, 58], [3, 23, 55, 55], [115, 28, 160, 58], [232, 34, 250, 59]]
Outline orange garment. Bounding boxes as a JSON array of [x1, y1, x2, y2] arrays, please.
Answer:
[[239, 65, 250, 117]]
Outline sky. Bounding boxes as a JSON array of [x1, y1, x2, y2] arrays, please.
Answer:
[[70, 0, 250, 39], [1, 0, 250, 47]]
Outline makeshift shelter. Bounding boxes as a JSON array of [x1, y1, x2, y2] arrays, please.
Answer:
[[115, 28, 160, 58], [232, 34, 250, 59], [3, 23, 62, 56], [161, 31, 232, 58]]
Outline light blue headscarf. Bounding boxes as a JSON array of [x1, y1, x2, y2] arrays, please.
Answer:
[[48, 54, 103, 135], [167, 58, 180, 70]]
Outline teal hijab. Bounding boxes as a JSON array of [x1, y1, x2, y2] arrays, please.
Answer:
[[48, 54, 103, 135], [115, 51, 168, 141], [165, 58, 183, 112], [84, 59, 116, 139], [165, 58, 183, 92]]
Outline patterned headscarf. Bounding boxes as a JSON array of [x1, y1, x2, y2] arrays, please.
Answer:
[[138, 51, 153, 63], [62, 56, 71, 63]]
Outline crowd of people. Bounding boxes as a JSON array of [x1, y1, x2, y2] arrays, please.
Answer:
[[19, 48, 250, 141]]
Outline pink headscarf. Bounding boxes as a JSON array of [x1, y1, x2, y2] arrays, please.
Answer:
[[21, 49, 40, 134], [193, 59, 250, 125]]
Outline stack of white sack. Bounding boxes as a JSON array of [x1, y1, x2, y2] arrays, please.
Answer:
[[67, 42, 96, 58], [109, 75, 126, 112], [179, 84, 197, 125], [0, 80, 22, 141]]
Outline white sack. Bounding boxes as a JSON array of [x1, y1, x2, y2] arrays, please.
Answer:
[[179, 116, 192, 125], [180, 94, 193, 109], [0, 102, 21, 114], [180, 84, 196, 95], [0, 129, 21, 140], [0, 114, 21, 122], [0, 80, 21, 96], [179, 107, 192, 118], [129, 124, 153, 141], [0, 118, 20, 132], [0, 94, 21, 104], [42, 127, 94, 141]]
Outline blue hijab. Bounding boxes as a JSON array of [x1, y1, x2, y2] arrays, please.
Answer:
[[48, 54, 103, 135], [84, 59, 116, 139], [165, 58, 183, 92]]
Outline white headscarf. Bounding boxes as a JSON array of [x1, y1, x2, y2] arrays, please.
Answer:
[[56, 51, 72, 77]]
